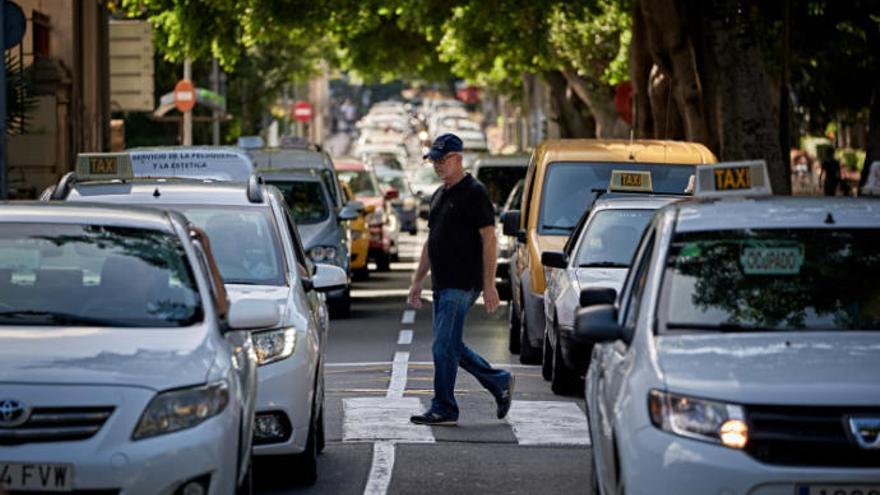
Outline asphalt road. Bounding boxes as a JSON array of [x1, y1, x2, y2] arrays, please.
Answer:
[[255, 226, 592, 494]]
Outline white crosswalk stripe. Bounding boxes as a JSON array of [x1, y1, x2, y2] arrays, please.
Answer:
[[505, 400, 591, 446]]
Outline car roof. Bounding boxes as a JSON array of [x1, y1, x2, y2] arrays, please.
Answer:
[[534, 139, 717, 166], [248, 148, 327, 169], [1, 201, 180, 232], [260, 169, 323, 181], [335, 160, 367, 171], [591, 195, 684, 212], [474, 155, 530, 168], [65, 178, 266, 207], [669, 196, 880, 232]]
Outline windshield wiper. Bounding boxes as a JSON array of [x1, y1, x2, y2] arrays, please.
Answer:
[[665, 322, 776, 332], [578, 261, 629, 268], [0, 310, 139, 327], [542, 224, 574, 232]]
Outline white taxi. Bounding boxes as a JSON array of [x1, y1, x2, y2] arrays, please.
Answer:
[[541, 171, 682, 394], [0, 202, 262, 494], [573, 161, 880, 495], [47, 149, 347, 485]]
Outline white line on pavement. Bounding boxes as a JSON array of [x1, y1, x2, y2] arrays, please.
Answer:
[[328, 360, 536, 369], [397, 330, 413, 345], [344, 397, 434, 443], [363, 441, 395, 495], [506, 400, 591, 446], [386, 351, 409, 399], [401, 309, 416, 324]]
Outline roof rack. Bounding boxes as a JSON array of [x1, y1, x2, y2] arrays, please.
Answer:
[[279, 135, 323, 153], [247, 173, 264, 203]]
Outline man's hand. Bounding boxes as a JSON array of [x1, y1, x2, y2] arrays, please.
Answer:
[[483, 285, 500, 314], [407, 283, 423, 309]]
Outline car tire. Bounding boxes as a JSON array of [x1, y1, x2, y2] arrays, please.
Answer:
[[291, 414, 318, 486], [352, 266, 370, 281], [409, 228, 418, 236], [316, 403, 326, 455], [330, 289, 351, 319], [518, 309, 542, 365], [508, 302, 521, 354], [551, 326, 582, 396], [588, 443, 600, 495], [541, 330, 553, 381], [236, 458, 253, 495], [376, 252, 391, 272]]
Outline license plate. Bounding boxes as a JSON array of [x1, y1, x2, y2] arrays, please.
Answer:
[[798, 485, 880, 495], [0, 463, 73, 492]]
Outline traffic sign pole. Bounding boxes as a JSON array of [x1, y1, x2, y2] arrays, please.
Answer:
[[183, 59, 192, 145]]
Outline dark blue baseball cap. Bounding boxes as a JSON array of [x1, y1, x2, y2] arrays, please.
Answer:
[[423, 133, 463, 162]]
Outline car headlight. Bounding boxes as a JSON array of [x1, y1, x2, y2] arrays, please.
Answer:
[[252, 327, 297, 366], [648, 390, 748, 449], [366, 208, 385, 226], [309, 245, 338, 263], [132, 381, 229, 440]]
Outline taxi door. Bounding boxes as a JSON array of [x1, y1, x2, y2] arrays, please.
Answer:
[[591, 224, 656, 494]]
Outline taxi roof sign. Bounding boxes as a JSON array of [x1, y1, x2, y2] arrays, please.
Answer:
[[609, 170, 653, 193], [694, 160, 772, 198], [74, 148, 254, 182]]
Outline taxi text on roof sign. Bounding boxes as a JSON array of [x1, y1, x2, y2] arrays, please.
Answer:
[[74, 149, 255, 182], [609, 170, 653, 193], [694, 160, 772, 198]]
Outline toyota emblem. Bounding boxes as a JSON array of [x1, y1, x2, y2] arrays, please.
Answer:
[[0, 399, 31, 428]]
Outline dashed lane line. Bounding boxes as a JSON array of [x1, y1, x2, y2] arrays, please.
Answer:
[[397, 330, 413, 345], [386, 351, 409, 399], [401, 309, 416, 324]]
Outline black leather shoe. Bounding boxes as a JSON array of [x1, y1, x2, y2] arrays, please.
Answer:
[[410, 411, 457, 426], [496, 375, 515, 419]]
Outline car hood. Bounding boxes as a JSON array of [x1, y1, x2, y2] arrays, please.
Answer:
[[297, 219, 338, 251], [656, 332, 880, 405], [574, 267, 627, 293], [0, 325, 217, 390], [226, 284, 293, 322]]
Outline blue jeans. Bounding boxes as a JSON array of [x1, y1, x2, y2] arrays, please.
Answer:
[[430, 288, 512, 420]]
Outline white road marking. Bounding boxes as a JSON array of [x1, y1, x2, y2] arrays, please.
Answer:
[[363, 441, 395, 495], [343, 397, 435, 443], [386, 351, 409, 399], [401, 309, 416, 324], [397, 330, 413, 345], [329, 360, 536, 369], [351, 289, 411, 299], [506, 400, 591, 446]]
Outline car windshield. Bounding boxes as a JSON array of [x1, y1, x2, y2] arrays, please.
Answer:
[[476, 166, 528, 207], [0, 223, 202, 327], [271, 180, 330, 225], [661, 229, 880, 332], [575, 209, 655, 268], [539, 162, 694, 234], [338, 170, 380, 197], [175, 206, 286, 286], [378, 175, 408, 193]]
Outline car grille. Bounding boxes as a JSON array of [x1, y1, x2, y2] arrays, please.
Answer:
[[0, 407, 114, 446], [745, 404, 880, 468]]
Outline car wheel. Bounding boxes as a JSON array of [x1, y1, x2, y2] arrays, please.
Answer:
[[352, 266, 370, 281], [376, 252, 391, 272], [541, 329, 552, 381], [291, 414, 318, 486], [329, 289, 351, 319], [409, 228, 418, 236], [507, 302, 521, 354], [316, 403, 326, 455], [236, 458, 253, 495], [551, 327, 582, 396], [518, 309, 542, 365]]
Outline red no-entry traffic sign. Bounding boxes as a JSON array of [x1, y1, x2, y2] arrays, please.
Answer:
[[174, 79, 196, 113], [292, 101, 313, 122]]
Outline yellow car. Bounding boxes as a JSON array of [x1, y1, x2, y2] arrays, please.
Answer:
[[342, 181, 370, 280], [502, 139, 716, 364]]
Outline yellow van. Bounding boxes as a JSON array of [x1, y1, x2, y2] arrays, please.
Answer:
[[501, 139, 716, 364]]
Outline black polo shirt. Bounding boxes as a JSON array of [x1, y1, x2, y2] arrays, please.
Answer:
[[428, 173, 496, 290]]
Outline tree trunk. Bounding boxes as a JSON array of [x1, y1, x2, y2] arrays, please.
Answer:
[[544, 71, 592, 138], [701, 0, 788, 194], [630, 4, 654, 139], [647, 65, 684, 140], [561, 68, 629, 138]]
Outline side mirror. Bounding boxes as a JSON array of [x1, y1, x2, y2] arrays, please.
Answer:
[[574, 304, 625, 344], [501, 210, 522, 237], [339, 206, 359, 221], [312, 263, 348, 292], [579, 287, 617, 308], [227, 299, 280, 330], [384, 188, 400, 200], [541, 250, 567, 269]]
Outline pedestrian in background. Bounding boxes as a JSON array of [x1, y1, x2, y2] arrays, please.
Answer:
[[408, 133, 514, 426], [820, 146, 841, 196]]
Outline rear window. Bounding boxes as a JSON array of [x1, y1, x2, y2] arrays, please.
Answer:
[[539, 162, 694, 234], [0, 223, 202, 327], [575, 209, 655, 268], [271, 180, 330, 225], [476, 166, 528, 207], [661, 229, 880, 332]]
